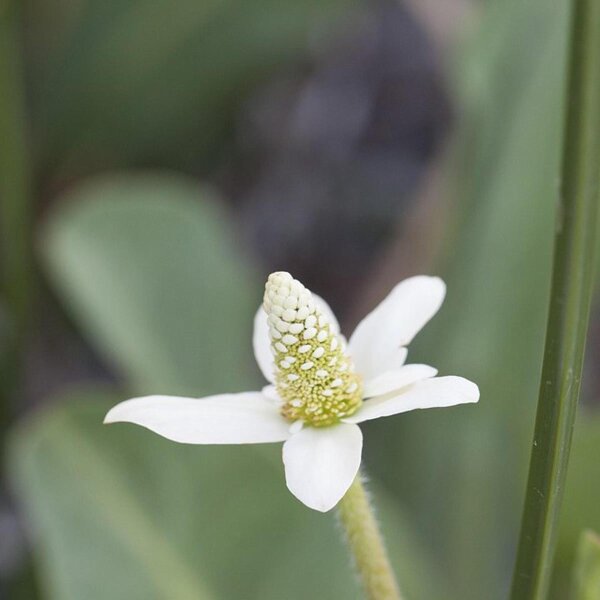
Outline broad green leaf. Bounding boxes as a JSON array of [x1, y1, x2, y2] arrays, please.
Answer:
[[572, 530, 600, 600], [41, 173, 259, 397], [9, 391, 447, 600], [36, 172, 446, 598]]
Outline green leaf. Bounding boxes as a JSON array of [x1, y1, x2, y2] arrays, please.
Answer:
[[365, 2, 572, 598], [562, 417, 600, 553], [8, 391, 446, 600], [10, 393, 215, 600], [573, 530, 600, 600], [548, 416, 600, 598], [35, 172, 446, 598], [29, 0, 354, 173], [41, 172, 260, 396]]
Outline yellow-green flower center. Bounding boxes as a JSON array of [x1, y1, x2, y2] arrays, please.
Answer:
[[263, 272, 363, 427]]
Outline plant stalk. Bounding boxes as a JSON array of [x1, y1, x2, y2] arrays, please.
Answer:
[[337, 475, 402, 600], [510, 0, 600, 598]]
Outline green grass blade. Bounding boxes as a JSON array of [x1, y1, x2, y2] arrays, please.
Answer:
[[510, 0, 600, 597], [0, 0, 34, 432]]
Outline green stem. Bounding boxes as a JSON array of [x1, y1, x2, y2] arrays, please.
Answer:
[[337, 475, 402, 600], [0, 1, 33, 430], [509, 0, 600, 598]]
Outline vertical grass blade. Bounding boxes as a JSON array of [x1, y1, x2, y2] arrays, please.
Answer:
[[0, 1, 32, 331], [510, 0, 600, 598], [0, 1, 33, 434]]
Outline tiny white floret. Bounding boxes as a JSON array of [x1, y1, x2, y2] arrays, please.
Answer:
[[312, 347, 325, 359], [303, 328, 317, 340]]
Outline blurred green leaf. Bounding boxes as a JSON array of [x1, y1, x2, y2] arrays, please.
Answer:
[[0, 298, 13, 372], [562, 416, 600, 553], [365, 2, 572, 599], [42, 173, 259, 397], [33, 171, 446, 599], [572, 530, 600, 600], [28, 0, 354, 175], [549, 416, 600, 598], [9, 390, 447, 600]]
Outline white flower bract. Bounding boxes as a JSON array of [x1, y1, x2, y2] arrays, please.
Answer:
[[105, 272, 479, 512]]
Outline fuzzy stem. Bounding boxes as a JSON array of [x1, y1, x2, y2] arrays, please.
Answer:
[[509, 0, 600, 597], [337, 475, 402, 600]]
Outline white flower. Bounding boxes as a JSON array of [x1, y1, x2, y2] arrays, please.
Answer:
[[105, 272, 479, 512]]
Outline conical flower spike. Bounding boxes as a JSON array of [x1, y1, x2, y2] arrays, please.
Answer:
[[263, 272, 362, 426]]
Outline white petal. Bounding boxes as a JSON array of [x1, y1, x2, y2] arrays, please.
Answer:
[[363, 364, 438, 398], [289, 420, 304, 434], [104, 392, 291, 444], [262, 384, 282, 404], [349, 276, 446, 380], [282, 423, 362, 512], [253, 307, 275, 383], [344, 376, 479, 423], [374, 348, 409, 374], [313, 293, 340, 334]]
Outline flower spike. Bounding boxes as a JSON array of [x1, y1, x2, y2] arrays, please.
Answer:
[[263, 272, 362, 427]]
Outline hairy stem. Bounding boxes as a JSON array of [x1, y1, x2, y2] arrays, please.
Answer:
[[337, 475, 402, 600], [510, 0, 600, 597]]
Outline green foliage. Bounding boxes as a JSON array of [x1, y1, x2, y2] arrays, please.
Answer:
[[562, 418, 600, 556], [572, 530, 600, 600], [550, 417, 600, 598], [10, 392, 445, 600], [42, 173, 259, 397], [9, 391, 344, 600], [364, 2, 600, 598], [365, 2, 575, 598], [9, 173, 445, 599], [27, 0, 353, 175], [5, 1, 600, 598]]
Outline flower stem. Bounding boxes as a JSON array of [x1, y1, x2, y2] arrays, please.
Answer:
[[510, 0, 600, 598], [337, 475, 402, 600]]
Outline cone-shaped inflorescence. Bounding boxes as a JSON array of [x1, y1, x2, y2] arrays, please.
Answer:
[[263, 272, 362, 427]]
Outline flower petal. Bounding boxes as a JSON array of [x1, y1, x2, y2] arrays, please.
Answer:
[[104, 392, 291, 444], [282, 423, 362, 512], [363, 364, 438, 398], [253, 293, 339, 383], [349, 276, 446, 380], [261, 384, 282, 404], [373, 348, 409, 374], [253, 307, 275, 383], [313, 293, 340, 334], [344, 376, 479, 423]]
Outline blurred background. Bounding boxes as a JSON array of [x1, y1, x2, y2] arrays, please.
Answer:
[[1, 0, 599, 598]]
